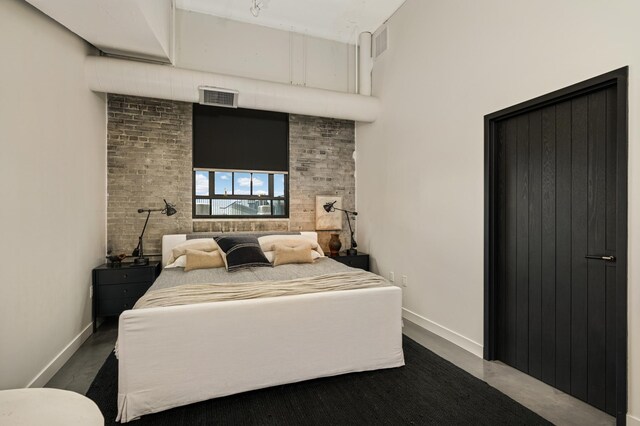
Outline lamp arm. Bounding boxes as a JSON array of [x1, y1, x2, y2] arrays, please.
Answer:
[[344, 211, 357, 248], [133, 210, 152, 257], [332, 206, 357, 215], [139, 210, 152, 241]]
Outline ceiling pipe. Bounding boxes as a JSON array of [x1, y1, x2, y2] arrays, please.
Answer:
[[358, 32, 372, 96], [85, 56, 379, 122]]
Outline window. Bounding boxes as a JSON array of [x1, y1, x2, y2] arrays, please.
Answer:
[[192, 104, 289, 218], [193, 170, 288, 217]]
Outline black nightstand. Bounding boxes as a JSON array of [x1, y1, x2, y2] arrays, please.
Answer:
[[92, 261, 160, 331], [330, 252, 369, 271]]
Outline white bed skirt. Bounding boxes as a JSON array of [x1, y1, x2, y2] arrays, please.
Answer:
[[116, 285, 404, 422]]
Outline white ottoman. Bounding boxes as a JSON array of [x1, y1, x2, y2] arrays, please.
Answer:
[[0, 388, 103, 425]]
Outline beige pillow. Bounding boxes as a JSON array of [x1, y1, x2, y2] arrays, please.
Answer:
[[168, 239, 219, 264], [184, 249, 225, 272], [272, 243, 314, 266], [258, 235, 324, 256], [264, 239, 313, 251], [264, 250, 322, 263]]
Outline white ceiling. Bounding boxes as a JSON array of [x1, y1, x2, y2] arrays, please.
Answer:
[[176, 0, 406, 43]]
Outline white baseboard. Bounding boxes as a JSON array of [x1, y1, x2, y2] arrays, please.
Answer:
[[402, 308, 483, 358], [27, 322, 93, 388], [628, 414, 640, 426]]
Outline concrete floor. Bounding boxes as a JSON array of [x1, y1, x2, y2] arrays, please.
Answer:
[[402, 320, 614, 426], [46, 318, 614, 425], [45, 319, 118, 395]]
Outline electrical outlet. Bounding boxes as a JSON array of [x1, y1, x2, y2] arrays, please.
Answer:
[[402, 275, 408, 287], [389, 271, 395, 282], [89, 285, 93, 299]]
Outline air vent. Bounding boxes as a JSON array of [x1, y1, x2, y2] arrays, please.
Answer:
[[373, 25, 388, 58], [199, 86, 239, 108]]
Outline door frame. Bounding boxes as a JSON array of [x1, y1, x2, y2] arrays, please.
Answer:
[[483, 67, 628, 423]]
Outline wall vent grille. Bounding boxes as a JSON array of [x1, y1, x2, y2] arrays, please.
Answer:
[[199, 87, 239, 108], [373, 26, 388, 58]]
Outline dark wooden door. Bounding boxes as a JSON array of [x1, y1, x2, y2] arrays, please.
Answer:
[[494, 84, 618, 415]]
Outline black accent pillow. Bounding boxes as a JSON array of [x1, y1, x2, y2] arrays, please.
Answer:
[[214, 235, 272, 272]]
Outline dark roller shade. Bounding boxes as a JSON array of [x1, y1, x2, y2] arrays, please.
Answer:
[[193, 104, 289, 172]]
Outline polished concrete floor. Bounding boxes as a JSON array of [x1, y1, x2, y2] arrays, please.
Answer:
[[402, 320, 614, 426], [46, 318, 614, 425], [45, 319, 118, 395]]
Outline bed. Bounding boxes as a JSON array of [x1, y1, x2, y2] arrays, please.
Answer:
[[115, 232, 404, 422]]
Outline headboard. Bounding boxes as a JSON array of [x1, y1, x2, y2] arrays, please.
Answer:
[[161, 232, 319, 267]]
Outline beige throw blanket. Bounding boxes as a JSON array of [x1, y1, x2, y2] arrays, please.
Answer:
[[134, 271, 390, 310]]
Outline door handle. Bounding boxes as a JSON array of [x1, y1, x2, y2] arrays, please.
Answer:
[[585, 255, 616, 262]]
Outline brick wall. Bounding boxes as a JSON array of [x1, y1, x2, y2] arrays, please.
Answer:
[[107, 95, 193, 255], [107, 94, 355, 256], [289, 114, 356, 251]]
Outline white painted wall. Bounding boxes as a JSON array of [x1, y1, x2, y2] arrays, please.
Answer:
[[356, 0, 640, 421], [137, 0, 174, 60], [26, 0, 174, 63], [175, 9, 356, 93], [0, 0, 106, 389]]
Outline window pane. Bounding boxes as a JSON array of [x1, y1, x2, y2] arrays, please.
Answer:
[[252, 173, 268, 196], [214, 172, 232, 195], [195, 171, 209, 196], [274, 174, 285, 197], [195, 199, 210, 216], [212, 199, 272, 216], [233, 172, 251, 195], [273, 199, 285, 216]]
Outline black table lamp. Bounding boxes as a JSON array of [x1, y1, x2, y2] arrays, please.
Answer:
[[323, 201, 358, 255], [132, 199, 177, 265]]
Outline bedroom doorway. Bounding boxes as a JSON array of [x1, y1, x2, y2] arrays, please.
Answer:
[[484, 68, 628, 421]]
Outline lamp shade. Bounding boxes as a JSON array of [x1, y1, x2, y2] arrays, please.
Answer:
[[315, 196, 342, 230], [323, 201, 336, 213], [163, 199, 177, 216]]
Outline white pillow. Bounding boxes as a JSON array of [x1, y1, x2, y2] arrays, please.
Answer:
[[168, 239, 219, 264], [165, 255, 187, 268]]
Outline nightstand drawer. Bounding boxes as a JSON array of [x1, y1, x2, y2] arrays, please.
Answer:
[[95, 267, 153, 285], [96, 297, 141, 316], [339, 257, 368, 270], [92, 261, 160, 332], [332, 253, 370, 271], [96, 282, 151, 301]]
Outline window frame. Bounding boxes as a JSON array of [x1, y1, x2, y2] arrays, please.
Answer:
[[192, 168, 289, 219]]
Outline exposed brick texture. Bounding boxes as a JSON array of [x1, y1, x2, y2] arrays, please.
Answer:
[[192, 220, 290, 233], [289, 114, 356, 251], [107, 95, 193, 255], [107, 95, 355, 255]]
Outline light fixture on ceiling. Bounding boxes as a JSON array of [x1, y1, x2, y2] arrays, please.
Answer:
[[249, 0, 264, 17]]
